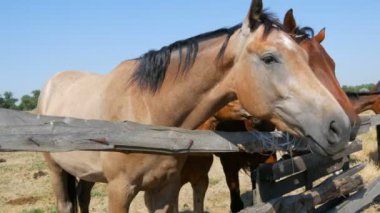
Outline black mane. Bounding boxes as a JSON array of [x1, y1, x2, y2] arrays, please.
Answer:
[[130, 11, 283, 93]]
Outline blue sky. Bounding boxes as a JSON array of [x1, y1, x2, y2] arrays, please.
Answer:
[[0, 0, 379, 98]]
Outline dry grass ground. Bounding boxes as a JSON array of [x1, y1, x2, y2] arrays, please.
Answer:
[[0, 114, 378, 212], [0, 152, 254, 213], [351, 112, 380, 212]]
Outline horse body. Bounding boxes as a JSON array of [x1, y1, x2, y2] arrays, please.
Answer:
[[35, 1, 354, 212], [39, 37, 235, 212]]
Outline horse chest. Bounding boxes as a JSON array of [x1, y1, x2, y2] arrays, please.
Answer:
[[51, 151, 107, 182]]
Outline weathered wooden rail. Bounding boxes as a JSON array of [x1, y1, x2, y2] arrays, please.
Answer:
[[0, 109, 378, 154], [0, 108, 312, 154]]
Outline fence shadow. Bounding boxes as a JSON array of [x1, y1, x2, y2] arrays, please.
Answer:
[[241, 190, 254, 206], [369, 150, 379, 163]]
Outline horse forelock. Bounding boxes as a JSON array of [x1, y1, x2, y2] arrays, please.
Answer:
[[250, 10, 285, 36]]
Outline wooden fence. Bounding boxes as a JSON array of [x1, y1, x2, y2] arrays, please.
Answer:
[[243, 115, 380, 212], [0, 108, 380, 212]]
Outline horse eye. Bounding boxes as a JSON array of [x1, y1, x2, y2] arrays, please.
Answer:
[[261, 54, 279, 65]]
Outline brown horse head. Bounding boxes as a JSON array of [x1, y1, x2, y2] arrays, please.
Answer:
[[223, 0, 351, 155], [283, 9, 361, 141], [213, 100, 251, 121]]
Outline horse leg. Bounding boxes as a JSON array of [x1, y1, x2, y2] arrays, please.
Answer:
[[44, 153, 78, 213], [219, 155, 244, 213], [107, 178, 139, 213], [77, 180, 95, 213], [191, 173, 209, 213], [144, 176, 181, 213], [189, 156, 213, 213]]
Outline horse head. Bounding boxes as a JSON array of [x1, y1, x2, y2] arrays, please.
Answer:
[[283, 9, 360, 141], [224, 0, 352, 155]]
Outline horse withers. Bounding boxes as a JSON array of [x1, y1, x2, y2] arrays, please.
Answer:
[[35, 1, 354, 212]]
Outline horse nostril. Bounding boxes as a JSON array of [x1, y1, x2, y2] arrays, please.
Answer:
[[330, 121, 339, 135], [328, 120, 341, 144]]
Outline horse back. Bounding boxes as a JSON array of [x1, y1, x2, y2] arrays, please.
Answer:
[[36, 70, 109, 119]]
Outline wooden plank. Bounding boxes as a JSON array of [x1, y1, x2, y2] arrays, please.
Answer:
[[241, 164, 365, 213], [0, 109, 310, 154], [357, 115, 380, 134], [255, 157, 349, 202], [327, 177, 380, 213], [251, 139, 361, 208], [331, 139, 362, 160], [358, 115, 374, 135], [253, 141, 359, 204], [0, 108, 372, 154], [256, 141, 360, 182], [371, 115, 380, 126], [315, 197, 345, 213]]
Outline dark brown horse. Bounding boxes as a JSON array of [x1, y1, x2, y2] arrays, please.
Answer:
[[347, 90, 380, 114], [36, 1, 355, 212], [347, 83, 380, 163], [179, 9, 361, 213]]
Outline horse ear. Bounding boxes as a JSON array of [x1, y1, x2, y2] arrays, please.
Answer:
[[249, 0, 263, 21], [315, 28, 326, 43], [284, 9, 296, 34], [242, 0, 263, 34]]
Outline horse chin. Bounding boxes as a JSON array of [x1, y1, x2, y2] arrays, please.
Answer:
[[269, 116, 333, 156], [306, 136, 330, 156]]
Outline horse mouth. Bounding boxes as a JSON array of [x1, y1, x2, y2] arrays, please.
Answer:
[[306, 136, 330, 156]]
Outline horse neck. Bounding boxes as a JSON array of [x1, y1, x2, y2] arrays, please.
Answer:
[[349, 94, 380, 113], [108, 34, 238, 128]]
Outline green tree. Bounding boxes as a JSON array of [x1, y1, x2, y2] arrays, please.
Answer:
[[18, 90, 40, 111], [0, 91, 18, 109], [342, 83, 375, 92]]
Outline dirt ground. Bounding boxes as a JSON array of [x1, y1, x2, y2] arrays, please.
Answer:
[[0, 114, 379, 213]]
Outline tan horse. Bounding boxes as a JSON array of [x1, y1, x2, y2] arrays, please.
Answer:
[[35, 1, 354, 212], [176, 9, 362, 213]]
